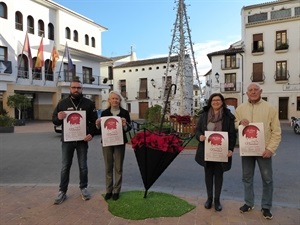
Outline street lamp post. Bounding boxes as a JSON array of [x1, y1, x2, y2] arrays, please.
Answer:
[[215, 72, 220, 83]]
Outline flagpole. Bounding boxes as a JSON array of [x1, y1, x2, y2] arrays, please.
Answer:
[[33, 34, 44, 84], [47, 42, 54, 75], [34, 34, 44, 69], [45, 44, 53, 85], [17, 32, 28, 81], [45, 40, 56, 85], [56, 42, 67, 86]]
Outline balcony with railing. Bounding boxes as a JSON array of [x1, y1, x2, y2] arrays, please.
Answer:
[[121, 91, 128, 100], [252, 42, 264, 55], [15, 22, 22, 31], [82, 73, 96, 84], [48, 34, 54, 40], [62, 72, 100, 85], [32, 71, 42, 80], [275, 41, 289, 53], [17, 67, 29, 79], [247, 7, 296, 25], [221, 58, 240, 70], [136, 90, 149, 100], [38, 30, 44, 37], [274, 70, 290, 83], [251, 72, 265, 83], [27, 26, 34, 34], [220, 82, 241, 93], [13, 67, 103, 87], [45, 73, 54, 81]]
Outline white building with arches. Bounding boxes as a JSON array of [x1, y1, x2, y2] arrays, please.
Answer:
[[0, 0, 111, 120]]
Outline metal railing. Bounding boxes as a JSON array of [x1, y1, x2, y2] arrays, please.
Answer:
[[221, 58, 240, 70], [136, 91, 149, 99], [274, 70, 290, 81], [251, 72, 265, 82], [220, 82, 241, 93]]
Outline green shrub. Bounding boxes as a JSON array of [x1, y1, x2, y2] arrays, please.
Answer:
[[141, 122, 172, 133], [0, 114, 16, 127], [142, 105, 172, 132], [145, 104, 163, 124]]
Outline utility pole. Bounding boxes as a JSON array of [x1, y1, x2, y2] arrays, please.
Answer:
[[164, 0, 202, 116]]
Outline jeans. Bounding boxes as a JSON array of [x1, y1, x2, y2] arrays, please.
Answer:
[[59, 141, 88, 193], [242, 156, 273, 209]]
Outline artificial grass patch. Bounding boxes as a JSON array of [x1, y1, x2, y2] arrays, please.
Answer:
[[104, 190, 195, 220]]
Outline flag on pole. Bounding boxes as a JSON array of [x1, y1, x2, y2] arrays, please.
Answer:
[[35, 36, 44, 68], [64, 43, 73, 72], [51, 46, 59, 70], [23, 32, 33, 68]]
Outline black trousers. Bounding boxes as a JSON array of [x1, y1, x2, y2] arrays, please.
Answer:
[[204, 162, 223, 199]]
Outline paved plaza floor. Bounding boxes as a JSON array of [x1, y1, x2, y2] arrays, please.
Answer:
[[0, 121, 299, 225]]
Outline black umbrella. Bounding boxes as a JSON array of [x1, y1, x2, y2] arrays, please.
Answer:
[[131, 84, 193, 198], [134, 136, 181, 198]]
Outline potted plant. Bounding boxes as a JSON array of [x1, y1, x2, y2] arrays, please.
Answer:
[[276, 43, 289, 50], [0, 111, 16, 133], [103, 77, 108, 84], [7, 94, 31, 126], [131, 130, 184, 153], [90, 77, 95, 82]]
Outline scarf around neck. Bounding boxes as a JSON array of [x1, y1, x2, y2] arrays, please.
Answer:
[[207, 107, 223, 131]]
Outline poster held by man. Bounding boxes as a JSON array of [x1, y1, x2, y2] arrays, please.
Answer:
[[238, 122, 265, 156], [63, 111, 86, 142]]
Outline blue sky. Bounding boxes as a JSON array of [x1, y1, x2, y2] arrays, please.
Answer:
[[54, 0, 264, 75]]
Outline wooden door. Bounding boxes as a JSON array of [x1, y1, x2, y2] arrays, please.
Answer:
[[279, 97, 288, 120], [139, 102, 149, 119]]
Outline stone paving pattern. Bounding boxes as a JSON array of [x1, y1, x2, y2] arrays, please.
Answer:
[[0, 121, 299, 225]]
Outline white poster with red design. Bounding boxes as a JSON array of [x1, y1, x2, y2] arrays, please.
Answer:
[[204, 131, 228, 162], [101, 116, 124, 147], [63, 111, 86, 142], [238, 123, 265, 156]]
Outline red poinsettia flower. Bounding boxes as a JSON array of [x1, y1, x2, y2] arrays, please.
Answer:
[[131, 131, 184, 153]]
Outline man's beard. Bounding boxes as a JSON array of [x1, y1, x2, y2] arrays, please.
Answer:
[[70, 92, 83, 100]]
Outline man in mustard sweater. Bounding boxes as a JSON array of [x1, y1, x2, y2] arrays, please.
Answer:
[[235, 83, 281, 220]]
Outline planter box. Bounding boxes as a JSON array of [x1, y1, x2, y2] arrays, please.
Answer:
[[15, 119, 25, 126], [0, 126, 14, 133]]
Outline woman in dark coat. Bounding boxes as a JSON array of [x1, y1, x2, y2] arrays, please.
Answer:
[[95, 91, 131, 201], [195, 93, 236, 211]]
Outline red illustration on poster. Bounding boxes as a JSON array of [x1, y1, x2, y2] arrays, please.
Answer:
[[63, 111, 86, 142], [101, 116, 124, 147]]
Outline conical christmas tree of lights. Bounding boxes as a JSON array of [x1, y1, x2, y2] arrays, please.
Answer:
[[163, 0, 202, 116]]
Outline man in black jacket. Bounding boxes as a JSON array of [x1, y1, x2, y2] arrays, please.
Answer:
[[52, 79, 98, 204]]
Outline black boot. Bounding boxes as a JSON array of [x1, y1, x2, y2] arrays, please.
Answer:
[[204, 197, 212, 209], [214, 198, 222, 211]]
